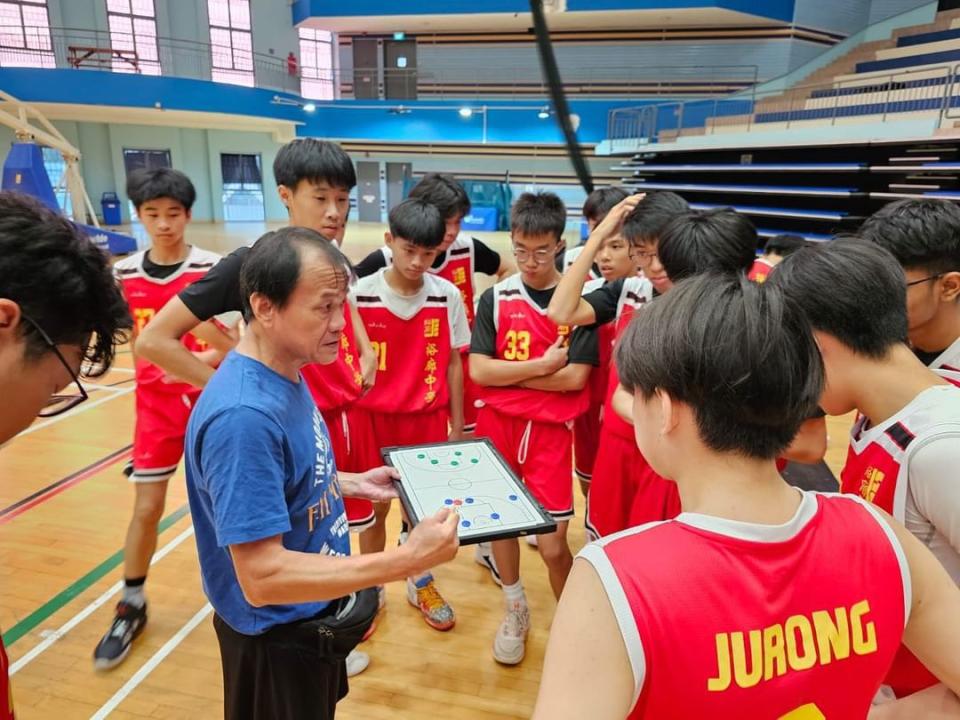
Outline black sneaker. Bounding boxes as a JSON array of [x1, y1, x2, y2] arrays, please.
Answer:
[[122, 460, 134, 478], [93, 601, 147, 671]]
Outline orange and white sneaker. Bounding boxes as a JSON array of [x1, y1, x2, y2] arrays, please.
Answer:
[[406, 575, 455, 631]]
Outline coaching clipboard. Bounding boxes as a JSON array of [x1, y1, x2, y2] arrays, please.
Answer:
[[381, 439, 557, 546]]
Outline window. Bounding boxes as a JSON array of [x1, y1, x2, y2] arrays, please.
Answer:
[[106, 0, 160, 75], [207, 0, 253, 87], [221, 153, 264, 221], [42, 147, 72, 216], [0, 0, 54, 68], [299, 28, 334, 100]]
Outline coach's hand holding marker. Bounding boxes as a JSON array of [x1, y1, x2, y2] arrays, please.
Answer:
[[402, 507, 461, 573]]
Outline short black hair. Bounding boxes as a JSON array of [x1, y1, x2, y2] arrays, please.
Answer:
[[126, 168, 196, 211], [0, 192, 131, 373], [407, 173, 471, 221], [389, 198, 445, 248], [240, 226, 353, 323], [622, 191, 690, 245], [763, 234, 808, 257], [859, 198, 960, 275], [770, 238, 908, 358], [658, 209, 757, 281], [511, 191, 567, 241], [617, 272, 823, 460], [582, 186, 628, 224], [272, 138, 356, 191]]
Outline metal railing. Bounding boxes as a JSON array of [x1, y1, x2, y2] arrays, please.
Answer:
[[608, 62, 960, 145], [0, 26, 760, 100]]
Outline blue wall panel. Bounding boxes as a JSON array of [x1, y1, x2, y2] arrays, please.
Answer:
[[295, 0, 794, 24], [0, 68, 305, 123], [565, 0, 794, 22], [297, 100, 651, 144]]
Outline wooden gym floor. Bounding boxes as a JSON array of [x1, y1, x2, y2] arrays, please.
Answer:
[[0, 222, 853, 719]]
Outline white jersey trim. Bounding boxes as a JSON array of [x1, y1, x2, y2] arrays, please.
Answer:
[[578, 542, 649, 713], [491, 274, 550, 329], [113, 246, 221, 286], [616, 275, 654, 321], [930, 336, 960, 371], [674, 488, 817, 543], [848, 384, 960, 520], [821, 493, 913, 629]]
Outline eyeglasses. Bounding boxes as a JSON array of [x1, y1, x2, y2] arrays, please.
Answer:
[[511, 246, 555, 265], [21, 313, 89, 417], [630, 248, 659, 262], [906, 274, 943, 287]]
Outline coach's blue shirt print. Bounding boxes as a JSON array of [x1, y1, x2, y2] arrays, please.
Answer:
[[185, 351, 350, 635]]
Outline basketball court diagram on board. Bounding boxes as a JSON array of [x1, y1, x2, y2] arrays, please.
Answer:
[[383, 439, 556, 544]]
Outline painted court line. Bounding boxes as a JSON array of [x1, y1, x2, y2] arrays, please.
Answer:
[[10, 525, 195, 675], [0, 445, 133, 525], [90, 602, 213, 720], [17, 386, 134, 438], [2, 504, 191, 647]]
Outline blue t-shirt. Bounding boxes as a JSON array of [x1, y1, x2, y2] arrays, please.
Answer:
[[185, 351, 350, 635]]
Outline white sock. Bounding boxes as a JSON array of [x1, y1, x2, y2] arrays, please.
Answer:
[[502, 580, 526, 606], [122, 583, 146, 608]]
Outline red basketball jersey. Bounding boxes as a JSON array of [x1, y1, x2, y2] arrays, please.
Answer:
[[582, 492, 908, 719], [602, 277, 654, 438], [431, 234, 479, 327], [114, 247, 220, 394], [840, 382, 960, 696], [300, 305, 365, 412], [584, 278, 616, 403], [384, 233, 480, 327], [748, 257, 776, 283], [352, 272, 466, 414], [0, 635, 12, 720], [481, 275, 590, 423]]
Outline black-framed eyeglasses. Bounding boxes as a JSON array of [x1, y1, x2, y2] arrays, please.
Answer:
[[21, 313, 89, 417], [906, 274, 943, 287]]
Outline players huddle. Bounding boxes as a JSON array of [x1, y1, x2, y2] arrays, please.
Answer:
[[7, 135, 960, 718]]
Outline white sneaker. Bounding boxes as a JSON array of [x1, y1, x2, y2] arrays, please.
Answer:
[[346, 649, 370, 677], [493, 601, 530, 665], [474, 542, 502, 586], [524, 534, 539, 548]]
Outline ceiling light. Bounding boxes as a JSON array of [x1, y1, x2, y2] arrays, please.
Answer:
[[538, 108, 550, 119], [458, 107, 474, 118], [303, 102, 317, 113]]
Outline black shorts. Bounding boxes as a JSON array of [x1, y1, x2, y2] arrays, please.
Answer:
[[213, 612, 349, 720]]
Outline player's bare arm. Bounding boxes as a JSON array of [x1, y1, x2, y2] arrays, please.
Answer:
[[612, 383, 633, 425], [868, 684, 960, 719], [520, 362, 591, 393], [470, 336, 568, 387], [532, 558, 635, 720], [350, 300, 377, 393], [884, 510, 960, 692], [496, 254, 517, 280], [136, 295, 217, 388], [447, 348, 465, 440], [190, 318, 239, 354], [548, 194, 642, 327]]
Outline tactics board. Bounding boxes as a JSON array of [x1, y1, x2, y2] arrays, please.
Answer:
[[382, 439, 557, 545]]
